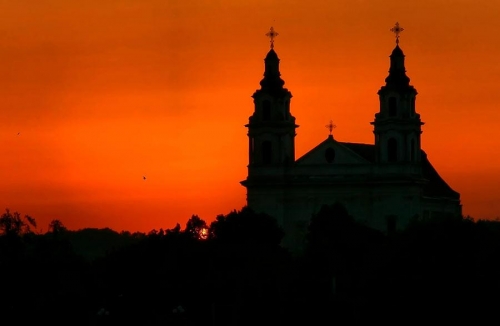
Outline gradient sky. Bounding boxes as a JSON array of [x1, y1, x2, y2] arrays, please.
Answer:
[[1, 0, 500, 232]]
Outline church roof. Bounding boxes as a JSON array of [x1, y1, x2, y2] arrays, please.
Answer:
[[294, 135, 371, 165], [339, 142, 460, 200], [420, 152, 460, 200], [340, 142, 375, 162]]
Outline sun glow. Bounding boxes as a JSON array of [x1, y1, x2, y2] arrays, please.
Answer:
[[199, 228, 208, 240]]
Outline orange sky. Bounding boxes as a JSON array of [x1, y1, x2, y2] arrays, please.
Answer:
[[1, 0, 500, 232]]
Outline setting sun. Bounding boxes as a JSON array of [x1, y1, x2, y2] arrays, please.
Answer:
[[199, 228, 208, 240]]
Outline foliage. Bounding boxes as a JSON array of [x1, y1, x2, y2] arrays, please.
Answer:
[[1, 206, 500, 324], [185, 215, 207, 240], [208, 206, 284, 247], [0, 208, 37, 237], [48, 219, 67, 235]]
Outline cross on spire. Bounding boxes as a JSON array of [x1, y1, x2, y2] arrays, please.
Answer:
[[326, 120, 336, 136], [390, 22, 404, 44], [266, 27, 279, 49]]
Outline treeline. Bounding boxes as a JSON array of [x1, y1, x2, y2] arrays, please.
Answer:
[[1, 205, 500, 325]]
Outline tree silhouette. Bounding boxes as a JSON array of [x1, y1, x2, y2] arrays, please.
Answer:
[[0, 208, 36, 237], [167, 223, 181, 235], [202, 207, 290, 325], [3, 202, 500, 324], [185, 215, 208, 240], [303, 202, 387, 323], [48, 219, 67, 237], [305, 202, 361, 274], [208, 206, 284, 247]]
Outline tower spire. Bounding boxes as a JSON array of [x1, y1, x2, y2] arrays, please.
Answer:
[[385, 22, 410, 87], [259, 27, 285, 93]]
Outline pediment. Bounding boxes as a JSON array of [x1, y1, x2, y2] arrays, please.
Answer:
[[295, 136, 371, 166]]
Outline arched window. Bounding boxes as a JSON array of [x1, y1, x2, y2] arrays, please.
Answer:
[[388, 97, 397, 117], [410, 139, 415, 162], [388, 138, 398, 162], [262, 141, 272, 164], [262, 100, 271, 121]]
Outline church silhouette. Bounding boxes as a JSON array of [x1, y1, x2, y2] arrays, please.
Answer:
[[241, 24, 461, 250]]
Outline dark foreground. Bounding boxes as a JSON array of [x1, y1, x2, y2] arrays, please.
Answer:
[[1, 204, 499, 325]]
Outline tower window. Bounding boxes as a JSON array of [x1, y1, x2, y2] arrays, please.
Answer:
[[388, 138, 398, 162], [325, 148, 336, 163], [262, 100, 271, 121], [388, 97, 397, 117], [262, 141, 272, 164], [411, 97, 416, 115], [410, 139, 415, 162]]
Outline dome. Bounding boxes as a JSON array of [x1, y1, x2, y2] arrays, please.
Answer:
[[265, 49, 279, 60], [390, 45, 404, 57]]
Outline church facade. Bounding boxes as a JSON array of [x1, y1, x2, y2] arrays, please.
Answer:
[[241, 27, 461, 249]]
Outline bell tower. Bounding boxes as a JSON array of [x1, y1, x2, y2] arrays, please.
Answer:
[[245, 27, 298, 175], [371, 22, 424, 165]]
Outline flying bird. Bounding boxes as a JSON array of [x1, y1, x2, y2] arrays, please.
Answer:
[[17, 132, 20, 136], [143, 176, 146, 180]]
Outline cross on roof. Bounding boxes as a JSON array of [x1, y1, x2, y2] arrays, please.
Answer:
[[326, 120, 336, 135], [390, 22, 404, 44], [266, 27, 279, 49]]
